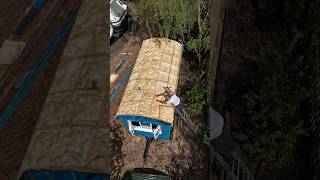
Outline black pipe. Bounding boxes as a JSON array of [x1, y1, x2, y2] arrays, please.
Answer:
[[143, 137, 154, 162]]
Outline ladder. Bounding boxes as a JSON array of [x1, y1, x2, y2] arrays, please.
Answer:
[[173, 105, 255, 180], [174, 105, 198, 135], [212, 149, 255, 180]]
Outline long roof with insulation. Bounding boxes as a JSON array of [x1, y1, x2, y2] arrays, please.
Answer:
[[117, 38, 183, 125], [18, 0, 109, 177]]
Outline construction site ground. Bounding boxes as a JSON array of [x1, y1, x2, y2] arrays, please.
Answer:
[[0, 0, 33, 45], [0, 1, 74, 179], [110, 32, 209, 179], [0, 45, 65, 180], [0, 1, 209, 179]]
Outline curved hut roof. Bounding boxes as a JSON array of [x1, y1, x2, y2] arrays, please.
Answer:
[[18, 0, 109, 177], [116, 38, 183, 125]]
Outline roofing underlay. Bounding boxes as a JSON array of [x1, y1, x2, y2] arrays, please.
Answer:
[[18, 0, 109, 177], [117, 38, 183, 125]]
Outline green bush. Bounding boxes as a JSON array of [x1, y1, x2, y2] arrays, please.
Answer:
[[239, 73, 308, 168], [185, 84, 207, 115], [201, 131, 210, 147]]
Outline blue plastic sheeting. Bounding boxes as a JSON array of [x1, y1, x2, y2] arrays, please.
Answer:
[[116, 59, 126, 69], [33, 0, 46, 10], [20, 170, 110, 180], [116, 115, 172, 140], [15, 71, 31, 88], [110, 67, 133, 102], [0, 9, 78, 128], [15, 7, 37, 35], [15, 0, 46, 35]]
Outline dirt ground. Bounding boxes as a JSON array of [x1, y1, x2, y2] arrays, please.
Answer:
[[0, 1, 73, 179], [110, 34, 209, 179], [0, 0, 33, 46], [0, 43, 65, 180]]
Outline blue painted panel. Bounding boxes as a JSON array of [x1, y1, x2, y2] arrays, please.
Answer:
[[20, 170, 110, 180], [116, 115, 172, 140], [33, 0, 46, 10], [110, 67, 133, 102]]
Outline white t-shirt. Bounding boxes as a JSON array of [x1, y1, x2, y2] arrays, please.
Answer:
[[166, 95, 180, 106]]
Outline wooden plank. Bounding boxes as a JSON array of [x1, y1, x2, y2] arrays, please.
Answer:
[[237, 159, 240, 179], [232, 159, 235, 174], [208, 0, 228, 104], [220, 168, 225, 180], [0, 40, 26, 65], [243, 166, 245, 180]]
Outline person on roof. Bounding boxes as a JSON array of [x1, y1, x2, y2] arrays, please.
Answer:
[[155, 89, 186, 115]]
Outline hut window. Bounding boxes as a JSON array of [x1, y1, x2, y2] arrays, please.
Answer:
[[131, 121, 140, 126], [128, 120, 162, 135], [140, 122, 152, 129], [130, 121, 152, 129]]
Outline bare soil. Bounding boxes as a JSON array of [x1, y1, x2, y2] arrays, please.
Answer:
[[0, 43, 65, 180], [0, 1, 74, 179], [0, 0, 33, 46]]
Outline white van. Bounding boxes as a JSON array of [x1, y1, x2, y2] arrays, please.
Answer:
[[110, 0, 128, 28]]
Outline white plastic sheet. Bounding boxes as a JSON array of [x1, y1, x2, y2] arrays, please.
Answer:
[[209, 107, 224, 140]]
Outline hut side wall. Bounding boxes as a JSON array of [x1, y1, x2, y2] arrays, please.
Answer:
[[118, 115, 172, 140]]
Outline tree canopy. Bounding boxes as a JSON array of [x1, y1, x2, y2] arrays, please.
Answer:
[[229, 0, 319, 177], [135, 0, 210, 66]]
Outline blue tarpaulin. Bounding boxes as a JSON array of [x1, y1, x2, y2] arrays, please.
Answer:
[[33, 0, 46, 10], [110, 67, 133, 102], [15, 0, 46, 34], [20, 170, 110, 180]]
